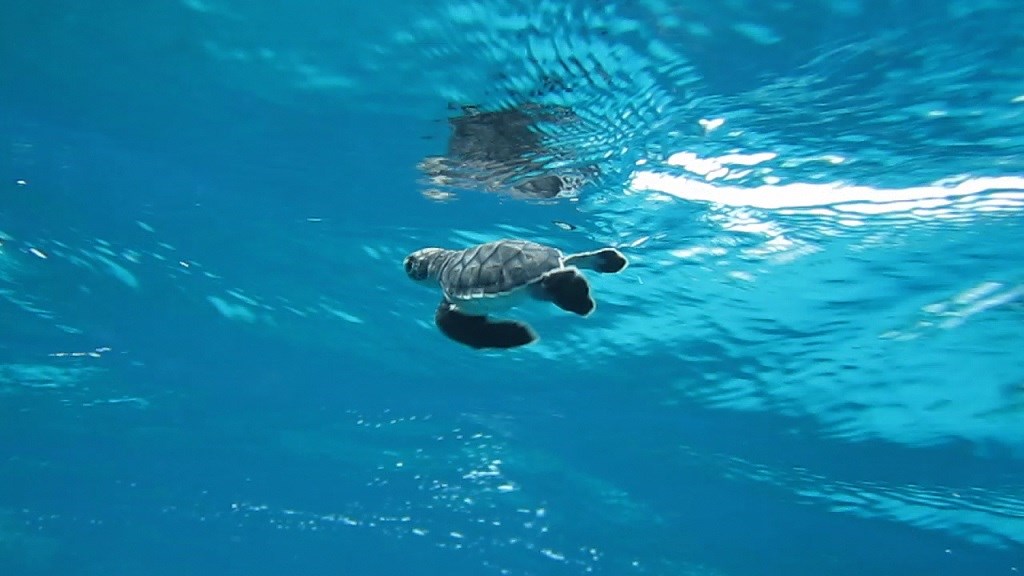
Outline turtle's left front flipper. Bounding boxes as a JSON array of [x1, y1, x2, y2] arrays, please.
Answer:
[[536, 268, 595, 316], [434, 300, 537, 349]]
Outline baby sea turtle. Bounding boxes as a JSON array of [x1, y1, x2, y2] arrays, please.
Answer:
[[404, 239, 628, 349]]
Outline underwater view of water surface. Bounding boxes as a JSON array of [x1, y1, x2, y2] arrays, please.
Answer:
[[2, 0, 1023, 574]]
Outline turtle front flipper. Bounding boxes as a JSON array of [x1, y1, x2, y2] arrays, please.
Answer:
[[434, 300, 538, 349], [536, 268, 595, 316]]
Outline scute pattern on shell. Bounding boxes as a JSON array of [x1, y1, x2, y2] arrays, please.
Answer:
[[438, 240, 563, 299]]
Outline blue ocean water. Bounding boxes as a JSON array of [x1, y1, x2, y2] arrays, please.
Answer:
[[2, 0, 1023, 574]]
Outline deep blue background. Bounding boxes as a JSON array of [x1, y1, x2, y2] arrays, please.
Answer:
[[2, 1, 1023, 575]]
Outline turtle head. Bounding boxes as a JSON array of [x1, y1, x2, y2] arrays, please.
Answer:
[[404, 247, 445, 282]]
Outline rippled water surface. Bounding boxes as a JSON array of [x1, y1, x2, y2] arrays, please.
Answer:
[[1, 1, 1023, 575]]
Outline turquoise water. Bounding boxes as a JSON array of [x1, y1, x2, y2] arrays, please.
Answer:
[[2, 0, 1023, 574]]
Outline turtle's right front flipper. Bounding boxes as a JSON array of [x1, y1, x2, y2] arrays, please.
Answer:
[[435, 300, 537, 349]]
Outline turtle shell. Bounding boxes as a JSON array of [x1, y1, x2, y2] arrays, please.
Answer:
[[438, 240, 563, 300]]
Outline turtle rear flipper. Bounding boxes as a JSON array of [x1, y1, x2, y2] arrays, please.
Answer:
[[435, 300, 537, 349], [538, 268, 595, 316], [563, 248, 628, 274]]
